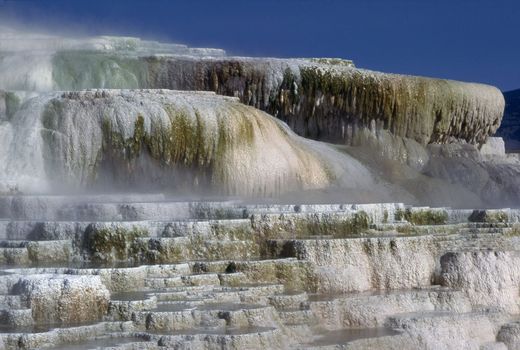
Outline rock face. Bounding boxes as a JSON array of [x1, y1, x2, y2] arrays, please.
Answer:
[[280, 236, 438, 293], [0, 30, 505, 147], [440, 251, 520, 313], [142, 56, 505, 146], [0, 197, 519, 349], [423, 142, 520, 206], [12, 274, 110, 324], [2, 27, 520, 350], [0, 31, 516, 205], [1, 89, 351, 195], [496, 89, 520, 150]]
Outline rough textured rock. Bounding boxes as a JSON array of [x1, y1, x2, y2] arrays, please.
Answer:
[[480, 137, 506, 157], [3, 28, 520, 350], [309, 289, 471, 329], [424, 141, 520, 206], [385, 312, 502, 350], [0, 31, 515, 206], [142, 56, 504, 146], [3, 88, 518, 205], [498, 322, 520, 350], [0, 198, 520, 349], [12, 274, 110, 324], [273, 236, 439, 293], [439, 251, 520, 312]]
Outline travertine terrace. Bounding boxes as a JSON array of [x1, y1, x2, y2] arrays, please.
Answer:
[[0, 29, 519, 349], [1, 198, 520, 349]]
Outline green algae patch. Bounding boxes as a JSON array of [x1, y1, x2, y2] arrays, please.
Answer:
[[309, 58, 355, 67], [383, 210, 389, 224], [87, 226, 148, 262], [149, 238, 186, 264], [395, 208, 448, 225], [252, 212, 371, 243], [152, 106, 214, 167], [232, 260, 319, 292], [299, 64, 502, 145], [469, 210, 509, 223], [210, 222, 254, 241], [274, 261, 319, 292], [27, 241, 72, 264], [505, 224, 520, 237], [395, 224, 415, 235], [297, 211, 371, 238], [99, 102, 257, 192], [102, 115, 146, 160], [140, 233, 260, 264]]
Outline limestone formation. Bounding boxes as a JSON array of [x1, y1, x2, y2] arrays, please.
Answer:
[[440, 251, 520, 312], [142, 56, 505, 146], [0, 30, 505, 147], [1, 89, 346, 196], [0, 197, 519, 349], [1, 28, 519, 350], [11, 274, 110, 324], [0, 30, 516, 206]]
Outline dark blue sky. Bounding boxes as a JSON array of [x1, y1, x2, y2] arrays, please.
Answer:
[[1, 0, 519, 91]]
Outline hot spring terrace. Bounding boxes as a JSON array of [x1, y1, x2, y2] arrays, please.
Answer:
[[0, 195, 519, 349]]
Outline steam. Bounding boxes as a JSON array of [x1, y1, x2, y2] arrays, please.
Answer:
[[0, 26, 226, 92]]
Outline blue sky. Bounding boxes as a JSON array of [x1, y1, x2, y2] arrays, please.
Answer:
[[1, 0, 519, 91]]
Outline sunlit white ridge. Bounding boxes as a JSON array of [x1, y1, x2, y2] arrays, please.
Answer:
[[0, 26, 226, 55]]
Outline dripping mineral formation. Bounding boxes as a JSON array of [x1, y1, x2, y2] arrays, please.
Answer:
[[2, 89, 339, 196], [1, 28, 520, 349]]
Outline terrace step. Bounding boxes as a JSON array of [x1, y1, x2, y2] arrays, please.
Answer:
[[278, 309, 315, 326], [0, 240, 73, 266], [268, 292, 309, 310], [307, 287, 472, 329], [295, 328, 401, 349], [144, 273, 222, 289], [0, 197, 519, 349]]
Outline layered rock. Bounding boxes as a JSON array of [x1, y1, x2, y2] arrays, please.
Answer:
[[423, 142, 520, 206], [0, 30, 513, 205], [0, 30, 505, 147], [2, 88, 518, 205], [0, 198, 519, 349], [1, 27, 520, 350], [143, 56, 504, 146]]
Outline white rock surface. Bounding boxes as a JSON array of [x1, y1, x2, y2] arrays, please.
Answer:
[[440, 251, 520, 312], [289, 236, 438, 293], [13, 274, 110, 324]]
